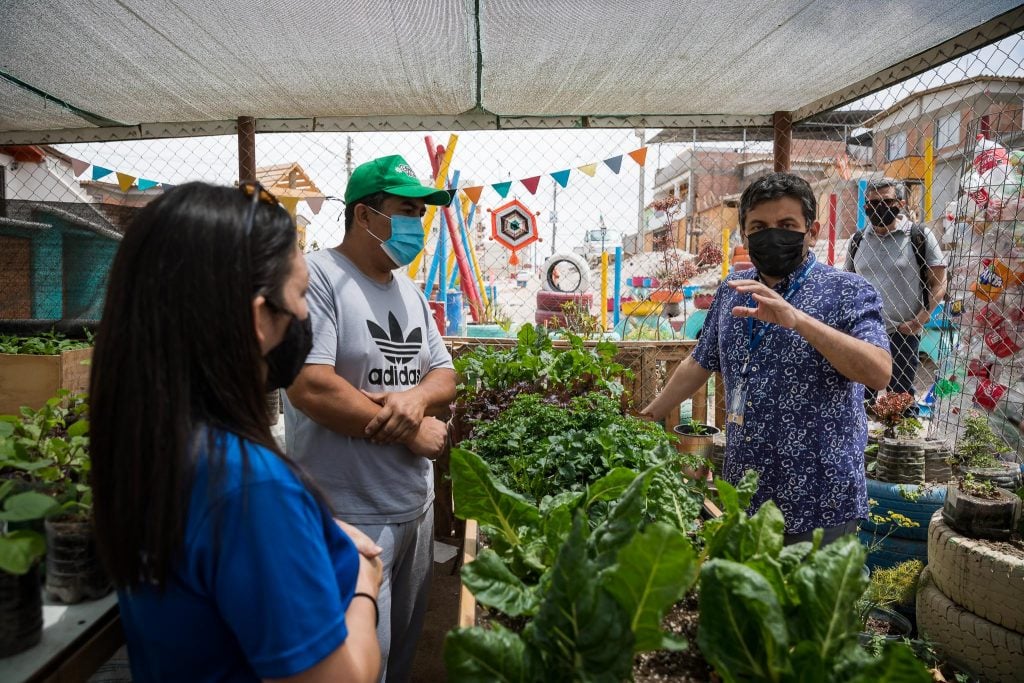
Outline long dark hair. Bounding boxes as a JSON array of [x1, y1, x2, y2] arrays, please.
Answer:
[[90, 182, 297, 588]]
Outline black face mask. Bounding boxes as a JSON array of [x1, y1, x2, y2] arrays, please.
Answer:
[[266, 314, 313, 391], [866, 202, 901, 228], [746, 228, 807, 278]]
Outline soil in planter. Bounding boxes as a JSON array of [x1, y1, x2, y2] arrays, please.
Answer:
[[864, 615, 902, 636], [633, 593, 714, 682]]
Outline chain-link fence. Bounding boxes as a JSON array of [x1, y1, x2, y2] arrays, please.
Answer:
[[2, 32, 1023, 419]]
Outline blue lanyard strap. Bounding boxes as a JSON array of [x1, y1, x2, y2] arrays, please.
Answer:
[[745, 258, 816, 361]]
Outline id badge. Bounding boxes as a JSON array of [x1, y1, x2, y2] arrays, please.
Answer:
[[727, 375, 747, 426]]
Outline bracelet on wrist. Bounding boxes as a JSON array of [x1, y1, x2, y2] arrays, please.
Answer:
[[352, 591, 379, 627]]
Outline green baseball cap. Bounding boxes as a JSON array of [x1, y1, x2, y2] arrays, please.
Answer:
[[344, 155, 454, 206]]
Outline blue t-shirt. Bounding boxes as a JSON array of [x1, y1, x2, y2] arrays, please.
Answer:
[[693, 254, 890, 534], [118, 432, 361, 682]]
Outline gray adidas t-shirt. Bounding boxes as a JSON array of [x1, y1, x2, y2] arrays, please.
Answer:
[[283, 249, 454, 524], [845, 217, 944, 331]]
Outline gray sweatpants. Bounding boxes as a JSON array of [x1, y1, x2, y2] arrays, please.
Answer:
[[359, 506, 434, 683]]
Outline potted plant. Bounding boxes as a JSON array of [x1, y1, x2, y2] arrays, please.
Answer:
[[0, 331, 93, 416], [861, 559, 924, 639], [870, 393, 926, 485], [942, 473, 1022, 540], [673, 418, 720, 481], [948, 411, 1021, 489]]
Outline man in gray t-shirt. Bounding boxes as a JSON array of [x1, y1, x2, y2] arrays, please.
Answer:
[[285, 155, 456, 682], [846, 178, 946, 406]]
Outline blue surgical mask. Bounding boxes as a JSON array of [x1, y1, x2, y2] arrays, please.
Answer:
[[365, 205, 425, 267]]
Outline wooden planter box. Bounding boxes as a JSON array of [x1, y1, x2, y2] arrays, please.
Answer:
[[0, 348, 92, 416]]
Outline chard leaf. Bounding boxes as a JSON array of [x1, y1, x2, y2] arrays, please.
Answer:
[[531, 514, 634, 682], [584, 467, 638, 507], [444, 624, 536, 683], [590, 466, 656, 568], [0, 490, 59, 521], [451, 448, 541, 548], [0, 530, 46, 575], [838, 642, 932, 682], [603, 522, 697, 651], [788, 535, 868, 664], [540, 491, 583, 555], [698, 559, 789, 683], [461, 549, 539, 617]]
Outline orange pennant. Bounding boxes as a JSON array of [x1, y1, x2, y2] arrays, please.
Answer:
[[115, 172, 136, 192], [462, 186, 484, 206], [577, 163, 598, 177], [627, 148, 648, 167]]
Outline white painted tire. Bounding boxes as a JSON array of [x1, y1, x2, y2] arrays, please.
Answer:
[[917, 569, 1024, 683], [927, 511, 1024, 634], [541, 253, 592, 293]]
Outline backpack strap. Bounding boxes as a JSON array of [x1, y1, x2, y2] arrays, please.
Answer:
[[848, 231, 864, 273], [909, 223, 930, 311]]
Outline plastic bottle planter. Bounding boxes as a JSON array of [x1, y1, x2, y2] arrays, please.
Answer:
[[942, 482, 1022, 541], [0, 563, 43, 657], [874, 439, 926, 486], [44, 518, 112, 604]]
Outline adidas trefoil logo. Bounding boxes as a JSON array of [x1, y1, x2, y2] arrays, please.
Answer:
[[367, 312, 422, 365]]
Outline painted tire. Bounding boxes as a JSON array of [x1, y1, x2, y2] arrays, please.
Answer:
[[917, 569, 1024, 683], [535, 291, 594, 313], [541, 253, 592, 293], [928, 512, 1024, 634], [862, 478, 946, 541], [858, 530, 927, 571]]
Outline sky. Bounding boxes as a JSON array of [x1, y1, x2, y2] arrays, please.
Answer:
[[54, 34, 1024, 259]]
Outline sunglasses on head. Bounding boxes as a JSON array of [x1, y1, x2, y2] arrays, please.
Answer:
[[238, 181, 281, 236]]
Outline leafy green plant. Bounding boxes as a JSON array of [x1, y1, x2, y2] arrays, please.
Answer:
[[0, 481, 57, 574], [0, 330, 93, 355], [950, 412, 1009, 469], [958, 472, 999, 499], [444, 449, 700, 681], [557, 300, 603, 338], [870, 393, 917, 439], [685, 418, 708, 436], [865, 560, 924, 611]]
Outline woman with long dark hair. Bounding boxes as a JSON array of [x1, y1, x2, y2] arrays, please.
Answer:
[[90, 182, 383, 682]]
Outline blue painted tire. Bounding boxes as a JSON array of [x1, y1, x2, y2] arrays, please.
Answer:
[[858, 530, 927, 571], [863, 478, 946, 541]]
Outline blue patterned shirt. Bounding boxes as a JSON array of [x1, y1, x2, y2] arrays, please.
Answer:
[[693, 253, 889, 534]]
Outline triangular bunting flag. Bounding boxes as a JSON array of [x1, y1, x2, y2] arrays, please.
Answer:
[[603, 155, 623, 174], [70, 158, 90, 177], [92, 166, 113, 181], [136, 178, 159, 191], [492, 181, 512, 199], [577, 163, 597, 177], [116, 172, 137, 192], [461, 186, 484, 206], [628, 148, 648, 167], [279, 196, 300, 215], [305, 195, 325, 215], [550, 169, 570, 188], [520, 176, 541, 195]]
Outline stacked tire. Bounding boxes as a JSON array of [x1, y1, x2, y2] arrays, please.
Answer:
[[917, 512, 1024, 682], [859, 478, 945, 570], [535, 292, 594, 327]]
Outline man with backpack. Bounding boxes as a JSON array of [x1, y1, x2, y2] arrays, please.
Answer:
[[845, 178, 946, 408]]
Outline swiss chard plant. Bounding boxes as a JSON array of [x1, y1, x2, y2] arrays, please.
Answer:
[[444, 448, 700, 682], [0, 480, 58, 574]]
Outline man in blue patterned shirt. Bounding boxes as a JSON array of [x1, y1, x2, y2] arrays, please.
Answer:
[[644, 173, 891, 544]]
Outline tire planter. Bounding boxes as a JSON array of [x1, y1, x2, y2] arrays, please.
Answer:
[[44, 518, 112, 604], [535, 290, 594, 313], [917, 568, 1024, 683], [858, 605, 912, 646], [0, 564, 43, 658], [541, 253, 591, 293], [963, 462, 1023, 491], [861, 478, 946, 542], [874, 438, 925, 485], [942, 482, 1021, 541], [928, 512, 1024, 634], [922, 439, 953, 483]]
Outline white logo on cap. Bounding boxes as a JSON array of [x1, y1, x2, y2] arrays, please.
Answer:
[[395, 163, 417, 179]]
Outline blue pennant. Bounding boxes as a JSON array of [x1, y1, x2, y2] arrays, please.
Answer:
[[550, 169, 571, 188], [491, 181, 512, 199], [603, 155, 623, 174]]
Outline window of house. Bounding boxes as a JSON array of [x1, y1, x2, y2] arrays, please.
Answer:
[[885, 131, 908, 161], [935, 112, 961, 149]]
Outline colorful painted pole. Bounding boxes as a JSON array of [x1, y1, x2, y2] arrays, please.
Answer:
[[409, 134, 458, 278], [721, 227, 730, 280], [449, 201, 478, 290], [613, 246, 622, 326], [856, 179, 868, 232], [600, 250, 609, 330], [448, 183, 489, 310], [827, 193, 838, 266], [924, 137, 934, 221]]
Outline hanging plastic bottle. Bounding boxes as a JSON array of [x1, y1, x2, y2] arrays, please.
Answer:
[[973, 134, 1011, 174], [971, 258, 1010, 301]]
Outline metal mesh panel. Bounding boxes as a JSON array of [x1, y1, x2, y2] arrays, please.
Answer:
[[2, 33, 1023, 423]]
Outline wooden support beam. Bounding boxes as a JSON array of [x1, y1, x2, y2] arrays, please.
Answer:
[[773, 111, 792, 172], [237, 116, 256, 182]]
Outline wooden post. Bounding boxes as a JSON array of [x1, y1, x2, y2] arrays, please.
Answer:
[[692, 382, 708, 425], [773, 111, 792, 173], [665, 359, 682, 430], [237, 116, 257, 183]]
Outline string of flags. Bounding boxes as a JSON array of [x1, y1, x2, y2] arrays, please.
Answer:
[[457, 147, 648, 205], [61, 144, 650, 215]]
